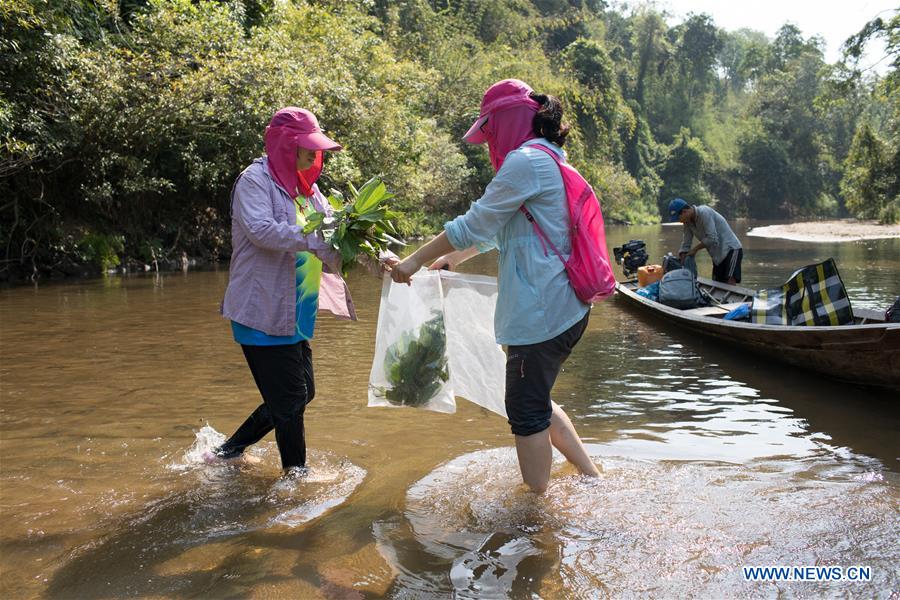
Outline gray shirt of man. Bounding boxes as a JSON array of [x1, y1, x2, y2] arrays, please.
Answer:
[[678, 205, 742, 266]]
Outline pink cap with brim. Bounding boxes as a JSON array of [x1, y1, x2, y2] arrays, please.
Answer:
[[269, 107, 342, 151], [463, 79, 539, 144]]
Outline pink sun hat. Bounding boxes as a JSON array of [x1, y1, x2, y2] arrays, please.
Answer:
[[463, 79, 540, 144], [268, 107, 342, 151]]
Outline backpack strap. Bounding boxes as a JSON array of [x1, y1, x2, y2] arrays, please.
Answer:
[[518, 142, 568, 267], [519, 205, 556, 259]]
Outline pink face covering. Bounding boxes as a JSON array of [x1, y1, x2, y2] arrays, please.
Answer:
[[296, 152, 323, 199], [462, 79, 541, 173], [482, 104, 540, 172], [263, 108, 340, 199]]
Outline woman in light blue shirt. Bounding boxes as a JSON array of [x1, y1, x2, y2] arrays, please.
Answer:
[[391, 79, 600, 493]]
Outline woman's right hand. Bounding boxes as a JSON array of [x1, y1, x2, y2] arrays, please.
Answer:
[[390, 256, 422, 285], [428, 255, 454, 271]]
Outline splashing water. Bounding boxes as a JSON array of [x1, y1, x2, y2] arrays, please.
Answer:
[[379, 447, 898, 598], [169, 426, 368, 528], [168, 424, 229, 470]]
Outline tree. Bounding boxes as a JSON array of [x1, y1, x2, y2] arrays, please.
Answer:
[[738, 132, 792, 217], [841, 123, 898, 223], [563, 37, 634, 161], [838, 10, 900, 223], [657, 129, 715, 216]]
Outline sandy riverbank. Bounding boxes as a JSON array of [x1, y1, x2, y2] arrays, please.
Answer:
[[747, 220, 900, 243]]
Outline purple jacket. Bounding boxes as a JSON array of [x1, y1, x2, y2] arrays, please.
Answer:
[[221, 157, 356, 336]]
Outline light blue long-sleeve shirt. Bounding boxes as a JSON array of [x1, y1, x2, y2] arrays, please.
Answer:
[[444, 139, 589, 346]]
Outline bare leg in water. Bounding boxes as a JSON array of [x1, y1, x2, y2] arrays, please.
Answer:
[[515, 401, 600, 493]]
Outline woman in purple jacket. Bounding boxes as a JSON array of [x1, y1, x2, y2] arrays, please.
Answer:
[[214, 107, 389, 477]]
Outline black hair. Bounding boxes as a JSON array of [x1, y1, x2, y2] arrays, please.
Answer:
[[529, 92, 570, 146]]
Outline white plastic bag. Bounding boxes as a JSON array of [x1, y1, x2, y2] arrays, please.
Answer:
[[368, 270, 456, 413], [368, 269, 506, 417], [440, 271, 507, 418]]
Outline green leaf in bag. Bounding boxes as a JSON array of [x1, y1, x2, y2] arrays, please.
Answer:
[[382, 314, 449, 408]]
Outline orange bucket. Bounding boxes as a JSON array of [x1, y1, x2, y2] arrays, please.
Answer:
[[637, 264, 663, 287]]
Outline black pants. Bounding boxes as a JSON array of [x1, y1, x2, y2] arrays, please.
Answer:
[[712, 248, 743, 283], [218, 341, 315, 469]]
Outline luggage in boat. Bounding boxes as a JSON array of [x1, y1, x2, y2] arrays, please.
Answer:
[[751, 258, 853, 326], [658, 267, 700, 309], [635, 281, 660, 301], [637, 264, 663, 287], [662, 253, 681, 274], [661, 253, 698, 278]]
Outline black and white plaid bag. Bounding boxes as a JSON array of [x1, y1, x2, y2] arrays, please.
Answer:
[[751, 258, 853, 326]]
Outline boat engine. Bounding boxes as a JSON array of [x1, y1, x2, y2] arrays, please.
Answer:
[[613, 240, 648, 277]]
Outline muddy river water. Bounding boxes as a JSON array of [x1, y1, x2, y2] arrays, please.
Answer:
[[1, 223, 898, 598]]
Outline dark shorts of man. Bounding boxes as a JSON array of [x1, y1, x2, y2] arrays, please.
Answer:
[[712, 248, 743, 283], [504, 312, 589, 437], [216, 340, 314, 469]]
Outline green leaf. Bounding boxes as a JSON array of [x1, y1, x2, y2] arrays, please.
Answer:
[[382, 314, 448, 407], [353, 178, 386, 214], [354, 209, 386, 223], [302, 211, 326, 234], [327, 194, 344, 211]]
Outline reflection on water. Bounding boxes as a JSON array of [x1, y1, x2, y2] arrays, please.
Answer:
[[1, 224, 898, 597]]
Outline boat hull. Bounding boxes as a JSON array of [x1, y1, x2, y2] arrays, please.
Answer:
[[614, 280, 900, 391]]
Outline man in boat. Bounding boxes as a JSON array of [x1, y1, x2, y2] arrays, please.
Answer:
[[669, 198, 743, 285]]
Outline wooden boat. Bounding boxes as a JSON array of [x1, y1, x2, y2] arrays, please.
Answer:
[[615, 277, 900, 390]]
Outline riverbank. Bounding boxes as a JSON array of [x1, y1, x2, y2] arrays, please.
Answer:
[[747, 220, 900, 243]]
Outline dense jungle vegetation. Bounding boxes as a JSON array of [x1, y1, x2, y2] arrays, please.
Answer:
[[1, 0, 898, 280]]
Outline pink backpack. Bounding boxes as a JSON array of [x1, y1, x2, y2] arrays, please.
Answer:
[[519, 144, 616, 304]]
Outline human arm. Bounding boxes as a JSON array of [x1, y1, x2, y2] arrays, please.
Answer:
[[233, 173, 331, 255], [695, 208, 720, 252], [390, 232, 456, 284], [678, 225, 693, 261], [442, 150, 537, 249], [428, 246, 480, 271], [392, 150, 538, 283]]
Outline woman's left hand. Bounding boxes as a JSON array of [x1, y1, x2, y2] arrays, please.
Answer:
[[390, 256, 420, 285], [316, 246, 343, 275], [380, 255, 400, 273]]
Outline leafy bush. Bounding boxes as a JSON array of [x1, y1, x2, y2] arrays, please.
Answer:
[[2, 0, 895, 280], [76, 232, 124, 272]]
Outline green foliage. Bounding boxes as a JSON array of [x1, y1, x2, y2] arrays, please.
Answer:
[[76, 232, 124, 272], [657, 130, 715, 215], [302, 177, 405, 275], [583, 162, 653, 225], [841, 123, 899, 223], [738, 131, 792, 217], [563, 38, 635, 162], [382, 314, 449, 408], [2, 0, 897, 280], [838, 11, 900, 224]]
